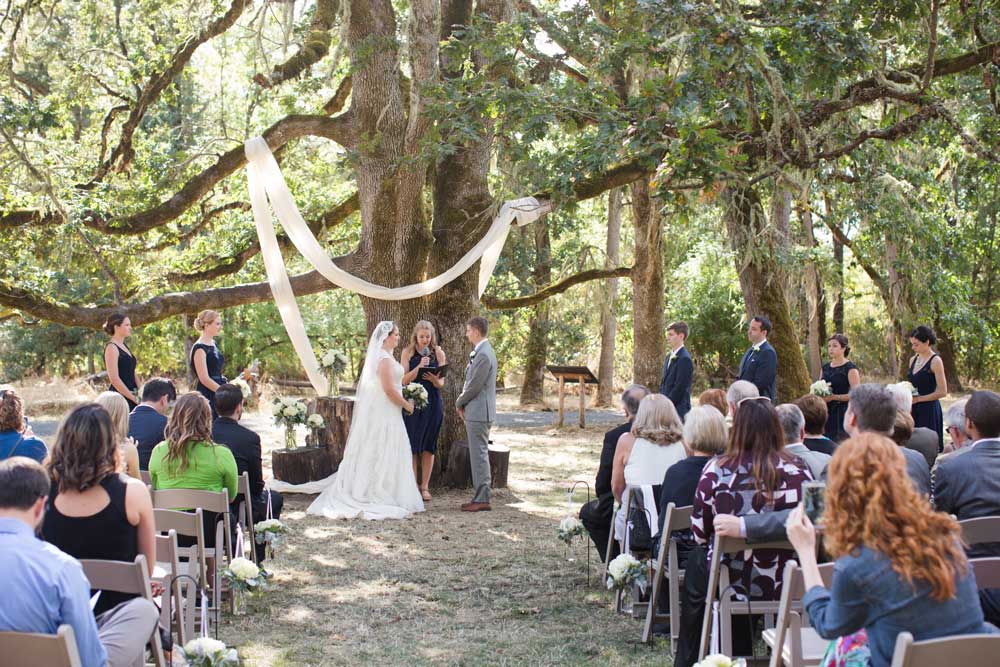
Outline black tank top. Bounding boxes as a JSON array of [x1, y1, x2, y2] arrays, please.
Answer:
[[107, 342, 138, 391], [42, 474, 139, 615]]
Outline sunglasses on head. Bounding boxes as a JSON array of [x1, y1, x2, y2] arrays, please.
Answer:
[[737, 395, 771, 406]]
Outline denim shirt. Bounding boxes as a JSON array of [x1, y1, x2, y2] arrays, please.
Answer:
[[802, 545, 996, 667]]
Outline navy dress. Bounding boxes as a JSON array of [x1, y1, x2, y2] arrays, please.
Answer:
[[190, 342, 226, 418], [107, 342, 139, 411], [909, 354, 944, 451], [822, 361, 856, 442], [402, 351, 444, 456]]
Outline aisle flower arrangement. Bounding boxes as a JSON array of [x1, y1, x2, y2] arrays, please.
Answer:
[[606, 553, 648, 593], [179, 637, 240, 666], [222, 557, 268, 615], [557, 516, 587, 546], [254, 518, 289, 558]]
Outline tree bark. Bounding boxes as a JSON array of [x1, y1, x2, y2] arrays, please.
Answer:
[[724, 184, 811, 401], [520, 220, 552, 406], [799, 194, 824, 379], [631, 179, 665, 391], [596, 187, 623, 406]]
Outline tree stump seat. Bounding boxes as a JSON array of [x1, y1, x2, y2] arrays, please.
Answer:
[[443, 440, 510, 489], [272, 446, 332, 485]]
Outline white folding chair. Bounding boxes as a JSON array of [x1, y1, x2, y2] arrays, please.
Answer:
[[236, 472, 257, 564], [140, 470, 152, 485], [79, 555, 166, 667], [152, 528, 184, 646], [642, 503, 694, 648], [763, 560, 835, 667], [0, 625, 82, 667], [154, 507, 207, 640], [960, 516, 1000, 549], [890, 631, 1000, 666]]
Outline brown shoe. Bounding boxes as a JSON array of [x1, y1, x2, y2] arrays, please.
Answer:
[[461, 502, 492, 512]]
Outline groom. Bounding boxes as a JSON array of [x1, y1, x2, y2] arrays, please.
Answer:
[[456, 316, 497, 512]]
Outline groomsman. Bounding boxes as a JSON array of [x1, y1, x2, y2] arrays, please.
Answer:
[[737, 315, 778, 402], [658, 321, 693, 418]]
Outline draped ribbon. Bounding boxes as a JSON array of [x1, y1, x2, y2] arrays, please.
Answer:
[[244, 137, 549, 395]]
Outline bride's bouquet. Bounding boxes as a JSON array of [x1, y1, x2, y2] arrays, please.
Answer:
[[809, 380, 832, 397], [402, 383, 429, 411]]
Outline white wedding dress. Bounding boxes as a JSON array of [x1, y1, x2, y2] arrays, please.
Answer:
[[304, 343, 425, 520]]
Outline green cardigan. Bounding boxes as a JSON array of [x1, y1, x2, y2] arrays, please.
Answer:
[[148, 440, 239, 501]]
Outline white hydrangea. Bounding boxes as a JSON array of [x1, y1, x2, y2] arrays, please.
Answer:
[[307, 413, 325, 428], [695, 656, 746, 667], [322, 350, 339, 367], [230, 378, 251, 399], [228, 557, 259, 581], [895, 380, 918, 397], [809, 380, 832, 397], [607, 553, 640, 581], [282, 405, 298, 417], [255, 519, 285, 533], [559, 516, 583, 533], [184, 637, 227, 656]]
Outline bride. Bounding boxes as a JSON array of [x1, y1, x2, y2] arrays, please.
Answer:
[[306, 321, 425, 520]]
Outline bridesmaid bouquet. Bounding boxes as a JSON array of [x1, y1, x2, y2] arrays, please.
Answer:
[[809, 380, 832, 397], [557, 516, 587, 545], [895, 380, 919, 397], [179, 637, 240, 666], [606, 553, 648, 593], [403, 383, 429, 411], [230, 377, 252, 400]]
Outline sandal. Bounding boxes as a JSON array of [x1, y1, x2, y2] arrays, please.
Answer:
[[420, 488, 432, 501]]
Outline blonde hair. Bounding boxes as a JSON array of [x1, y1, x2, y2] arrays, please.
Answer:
[[193, 310, 219, 332], [683, 405, 728, 455], [163, 393, 214, 473], [408, 320, 438, 354], [96, 391, 130, 444], [631, 394, 683, 445]]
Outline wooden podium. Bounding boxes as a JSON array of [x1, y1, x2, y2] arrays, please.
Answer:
[[546, 365, 599, 428]]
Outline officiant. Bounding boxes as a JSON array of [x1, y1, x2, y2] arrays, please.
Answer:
[[401, 320, 447, 502]]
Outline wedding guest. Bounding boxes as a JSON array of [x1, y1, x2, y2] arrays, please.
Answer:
[[891, 409, 937, 468], [148, 393, 238, 548], [103, 312, 140, 411], [940, 398, 973, 459], [736, 315, 777, 402], [659, 321, 694, 419], [96, 392, 140, 480], [0, 457, 158, 667], [400, 320, 446, 501], [128, 378, 176, 470], [820, 334, 859, 441], [579, 384, 648, 562], [725, 380, 759, 418], [787, 433, 996, 667], [41, 404, 163, 617], [697, 389, 728, 418], [0, 388, 46, 462], [795, 394, 838, 455], [907, 325, 947, 450], [212, 384, 283, 564], [888, 382, 939, 467], [674, 398, 811, 667], [190, 309, 226, 419], [776, 403, 831, 479], [656, 405, 727, 567]]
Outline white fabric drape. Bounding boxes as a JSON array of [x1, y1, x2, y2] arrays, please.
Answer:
[[244, 136, 548, 394]]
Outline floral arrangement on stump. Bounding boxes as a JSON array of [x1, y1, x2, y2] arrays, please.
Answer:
[[319, 349, 349, 397], [179, 637, 240, 666], [222, 557, 268, 615], [606, 553, 648, 593], [402, 383, 428, 411], [272, 397, 307, 449], [809, 380, 832, 397], [306, 412, 326, 447], [254, 519, 288, 559]]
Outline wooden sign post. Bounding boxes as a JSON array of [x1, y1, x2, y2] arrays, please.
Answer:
[[545, 365, 600, 428]]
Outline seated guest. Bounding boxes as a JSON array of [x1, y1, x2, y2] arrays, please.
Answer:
[[148, 393, 238, 548], [0, 457, 158, 667], [656, 405, 727, 567], [0, 388, 47, 462], [725, 380, 759, 424], [211, 383, 283, 563], [97, 392, 140, 480], [787, 433, 996, 667], [128, 377, 176, 470], [674, 398, 812, 667], [776, 403, 831, 479], [933, 390, 1000, 626], [579, 384, 648, 562], [697, 389, 728, 418], [611, 394, 686, 547], [41, 404, 162, 617], [795, 394, 837, 455], [940, 398, 972, 459], [888, 381, 939, 462]]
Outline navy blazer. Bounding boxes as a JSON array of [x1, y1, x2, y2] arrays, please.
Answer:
[[933, 439, 1000, 558], [659, 347, 693, 418], [128, 405, 168, 470], [737, 340, 778, 401]]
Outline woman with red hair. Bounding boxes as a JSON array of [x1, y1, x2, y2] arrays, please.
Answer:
[[787, 433, 995, 667]]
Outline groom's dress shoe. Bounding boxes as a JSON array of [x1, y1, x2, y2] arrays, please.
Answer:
[[461, 502, 492, 512]]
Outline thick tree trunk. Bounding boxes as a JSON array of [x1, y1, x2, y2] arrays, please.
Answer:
[[799, 197, 824, 379], [724, 184, 811, 401], [830, 206, 845, 334], [596, 188, 623, 406], [631, 179, 665, 391], [933, 317, 964, 393], [520, 221, 552, 405]]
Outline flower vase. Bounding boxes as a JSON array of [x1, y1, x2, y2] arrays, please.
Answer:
[[311, 427, 323, 448], [331, 377, 340, 397], [233, 586, 247, 616], [284, 426, 296, 450]]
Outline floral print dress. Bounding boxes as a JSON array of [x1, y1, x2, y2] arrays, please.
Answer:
[[691, 453, 813, 600]]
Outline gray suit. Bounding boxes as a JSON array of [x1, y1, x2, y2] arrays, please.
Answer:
[[457, 339, 498, 503]]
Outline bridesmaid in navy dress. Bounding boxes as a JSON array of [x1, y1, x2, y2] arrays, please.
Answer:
[[103, 312, 140, 411], [821, 333, 860, 442], [907, 325, 947, 450], [190, 309, 227, 419], [400, 320, 446, 502]]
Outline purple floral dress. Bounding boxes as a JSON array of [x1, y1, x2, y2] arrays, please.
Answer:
[[692, 453, 813, 600]]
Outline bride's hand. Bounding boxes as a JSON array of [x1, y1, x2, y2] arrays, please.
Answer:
[[404, 400, 415, 414]]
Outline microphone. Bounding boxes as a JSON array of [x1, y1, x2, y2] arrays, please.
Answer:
[[421, 346, 430, 357]]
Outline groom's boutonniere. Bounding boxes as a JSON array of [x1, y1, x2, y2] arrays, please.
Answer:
[[752, 344, 761, 353], [469, 350, 477, 360], [669, 351, 678, 361]]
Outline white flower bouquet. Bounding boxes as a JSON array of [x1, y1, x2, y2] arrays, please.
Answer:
[[307, 413, 326, 429], [271, 397, 307, 428], [222, 557, 268, 594], [895, 380, 919, 397], [694, 656, 747, 667], [809, 380, 832, 397], [557, 516, 587, 545], [402, 383, 429, 411], [230, 377, 252, 401], [179, 637, 239, 666], [254, 519, 288, 554], [606, 553, 648, 593], [319, 349, 349, 396]]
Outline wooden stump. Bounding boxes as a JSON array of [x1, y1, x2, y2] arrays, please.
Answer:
[[443, 440, 510, 489], [307, 396, 355, 472], [272, 447, 333, 485]]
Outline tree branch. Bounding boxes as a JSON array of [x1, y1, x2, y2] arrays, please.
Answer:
[[322, 74, 353, 114], [481, 266, 632, 309], [254, 0, 339, 89]]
